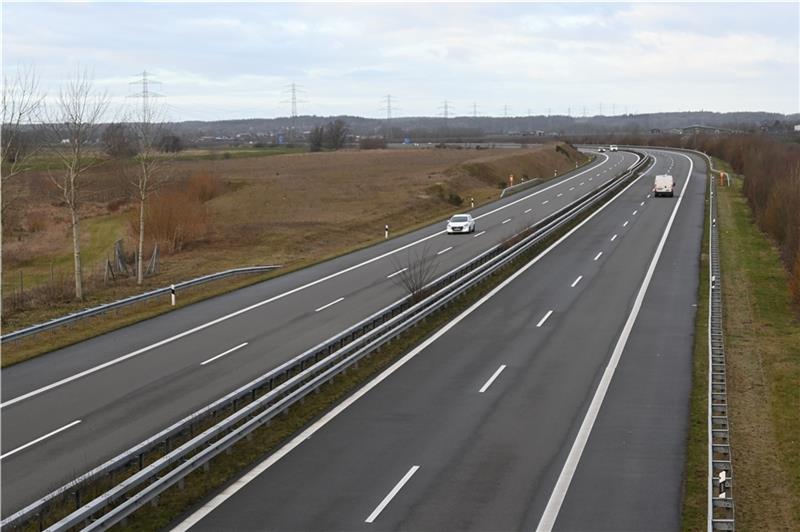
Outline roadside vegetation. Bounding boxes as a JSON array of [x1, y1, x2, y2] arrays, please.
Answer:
[[681, 155, 799, 530], [715, 173, 799, 529]]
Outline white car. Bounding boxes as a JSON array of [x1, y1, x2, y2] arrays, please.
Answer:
[[446, 214, 475, 234], [597, 147, 606, 152], [609, 144, 618, 152]]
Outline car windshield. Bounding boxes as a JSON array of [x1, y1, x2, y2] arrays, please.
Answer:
[[450, 215, 469, 222]]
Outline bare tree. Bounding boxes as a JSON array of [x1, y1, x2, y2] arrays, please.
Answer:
[[42, 70, 109, 300], [129, 95, 171, 284], [390, 244, 439, 302], [1, 65, 43, 216]]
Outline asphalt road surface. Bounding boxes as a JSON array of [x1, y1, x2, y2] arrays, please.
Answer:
[[172, 148, 706, 531], [1, 150, 640, 516]]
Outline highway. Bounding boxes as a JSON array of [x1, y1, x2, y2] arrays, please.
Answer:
[[0, 149, 640, 516], [172, 148, 706, 531]]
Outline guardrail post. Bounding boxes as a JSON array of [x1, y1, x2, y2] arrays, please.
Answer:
[[74, 489, 80, 510]]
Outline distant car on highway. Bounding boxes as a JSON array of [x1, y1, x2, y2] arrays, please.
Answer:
[[446, 214, 475, 234], [653, 174, 676, 197], [597, 147, 606, 152], [609, 144, 618, 152]]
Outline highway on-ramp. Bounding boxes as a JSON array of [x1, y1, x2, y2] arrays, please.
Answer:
[[1, 150, 639, 516], [173, 148, 706, 531]]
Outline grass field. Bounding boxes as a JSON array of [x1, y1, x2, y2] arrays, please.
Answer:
[[711, 166, 799, 530]]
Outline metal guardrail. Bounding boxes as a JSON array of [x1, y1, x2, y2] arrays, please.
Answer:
[[708, 168, 735, 530], [0, 266, 282, 343], [2, 153, 651, 531]]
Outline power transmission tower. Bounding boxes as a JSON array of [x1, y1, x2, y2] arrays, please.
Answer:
[[380, 94, 399, 139], [439, 100, 452, 120], [281, 83, 306, 143], [128, 70, 162, 122], [472, 102, 478, 118]]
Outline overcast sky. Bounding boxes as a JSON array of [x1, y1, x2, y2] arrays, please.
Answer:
[[2, 2, 798, 121]]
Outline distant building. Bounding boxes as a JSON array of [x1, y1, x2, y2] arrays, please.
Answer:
[[794, 124, 800, 132], [682, 124, 738, 135]]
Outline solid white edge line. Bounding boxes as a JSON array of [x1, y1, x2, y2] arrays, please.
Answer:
[[570, 276, 583, 288], [536, 310, 554, 328], [593, 251, 603, 261], [478, 364, 507, 393], [386, 268, 408, 279], [200, 342, 249, 366], [365, 465, 420, 523], [315, 297, 344, 313], [1, 419, 82, 460], [170, 154, 653, 532], [535, 151, 694, 532], [3, 156, 616, 410], [473, 231, 486, 238], [437, 246, 453, 255]]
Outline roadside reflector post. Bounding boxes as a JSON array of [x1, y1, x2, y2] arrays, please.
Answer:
[[554, 169, 558, 177], [385, 224, 389, 240], [509, 174, 514, 187], [470, 197, 474, 208], [170, 284, 176, 306]]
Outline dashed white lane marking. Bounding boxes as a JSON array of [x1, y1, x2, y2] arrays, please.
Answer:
[[473, 230, 486, 238], [610, 234, 618, 242], [524, 208, 532, 214], [387, 268, 408, 279], [570, 275, 583, 288], [1, 420, 82, 460], [640, 201, 645, 206], [569, 187, 575, 191], [632, 210, 638, 216], [580, 182, 585, 186], [542, 200, 549, 205], [588, 178, 593, 181], [365, 466, 420, 523], [623, 220, 629, 227], [536, 310, 554, 327], [479, 364, 507, 393], [557, 193, 563, 197], [647, 193, 651, 198], [315, 297, 345, 312], [502, 218, 512, 224], [437, 246, 453, 255], [200, 342, 248, 366], [593, 251, 603, 261]]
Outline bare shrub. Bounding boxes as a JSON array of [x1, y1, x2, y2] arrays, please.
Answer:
[[26, 211, 47, 233], [186, 170, 226, 202], [134, 189, 209, 254], [390, 244, 439, 302]]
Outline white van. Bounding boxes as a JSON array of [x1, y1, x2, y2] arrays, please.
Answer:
[[653, 174, 675, 197], [609, 144, 618, 152]]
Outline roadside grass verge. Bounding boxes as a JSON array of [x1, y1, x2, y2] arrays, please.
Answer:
[[681, 171, 709, 531], [20, 162, 634, 532], [715, 176, 800, 530]]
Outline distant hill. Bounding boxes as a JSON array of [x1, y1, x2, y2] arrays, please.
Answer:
[[162, 111, 799, 144]]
